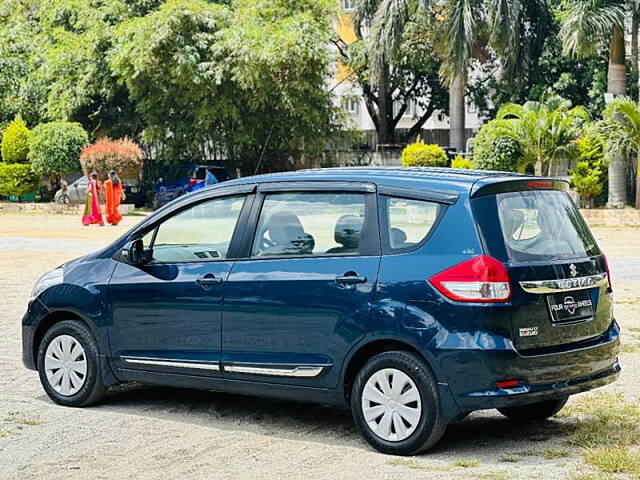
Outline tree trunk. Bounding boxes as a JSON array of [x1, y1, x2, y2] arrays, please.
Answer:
[[607, 25, 628, 208], [374, 65, 396, 146], [449, 74, 466, 153], [634, 11, 639, 100]]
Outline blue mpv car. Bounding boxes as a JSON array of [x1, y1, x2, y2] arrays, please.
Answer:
[[23, 168, 620, 455]]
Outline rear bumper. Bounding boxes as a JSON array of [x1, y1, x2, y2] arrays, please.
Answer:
[[438, 321, 620, 419]]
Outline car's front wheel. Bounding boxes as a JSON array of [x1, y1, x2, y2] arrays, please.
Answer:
[[37, 320, 107, 407], [351, 351, 446, 455], [497, 397, 568, 421]]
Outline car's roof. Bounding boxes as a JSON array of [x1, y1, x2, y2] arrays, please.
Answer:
[[220, 167, 529, 195]]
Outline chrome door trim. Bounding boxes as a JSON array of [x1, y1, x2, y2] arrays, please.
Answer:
[[121, 356, 220, 371], [223, 363, 328, 378], [519, 273, 608, 294]]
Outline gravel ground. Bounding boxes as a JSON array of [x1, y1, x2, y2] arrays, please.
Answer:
[[1, 212, 639, 480]]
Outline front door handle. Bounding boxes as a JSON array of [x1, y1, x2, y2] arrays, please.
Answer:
[[196, 274, 224, 287], [335, 273, 367, 285]]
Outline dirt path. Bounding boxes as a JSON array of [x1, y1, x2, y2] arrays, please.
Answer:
[[1, 213, 638, 480]]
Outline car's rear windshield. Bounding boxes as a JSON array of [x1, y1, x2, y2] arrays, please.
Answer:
[[496, 190, 599, 262]]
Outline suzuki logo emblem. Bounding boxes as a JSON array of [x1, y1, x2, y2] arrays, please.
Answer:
[[569, 264, 578, 277]]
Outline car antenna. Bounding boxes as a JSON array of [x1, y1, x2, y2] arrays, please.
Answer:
[[254, 124, 275, 176]]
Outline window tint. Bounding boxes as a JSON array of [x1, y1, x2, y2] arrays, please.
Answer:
[[497, 190, 599, 261], [384, 196, 442, 251], [252, 192, 366, 257], [148, 195, 246, 263]]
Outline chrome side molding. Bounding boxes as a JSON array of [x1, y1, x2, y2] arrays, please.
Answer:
[[519, 273, 608, 294], [223, 364, 327, 378], [121, 356, 220, 371]]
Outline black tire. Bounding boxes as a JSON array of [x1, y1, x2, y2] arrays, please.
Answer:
[[497, 397, 568, 421], [351, 351, 446, 455], [37, 320, 107, 407]]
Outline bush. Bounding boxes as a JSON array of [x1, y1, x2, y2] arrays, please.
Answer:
[[1, 115, 31, 164], [28, 122, 88, 176], [451, 156, 474, 169], [80, 137, 144, 178], [0, 163, 39, 197], [570, 135, 607, 207], [401, 140, 448, 167], [474, 136, 521, 172]]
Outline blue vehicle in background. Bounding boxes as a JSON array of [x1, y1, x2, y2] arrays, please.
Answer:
[[152, 164, 231, 209]]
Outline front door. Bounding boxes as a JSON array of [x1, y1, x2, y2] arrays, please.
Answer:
[[222, 185, 380, 388], [106, 193, 251, 376]]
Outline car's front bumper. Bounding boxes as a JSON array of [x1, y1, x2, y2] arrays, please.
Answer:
[[21, 298, 50, 370], [437, 321, 620, 420]]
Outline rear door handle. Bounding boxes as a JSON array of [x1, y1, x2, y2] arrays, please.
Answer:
[[335, 274, 367, 285], [196, 274, 224, 287]]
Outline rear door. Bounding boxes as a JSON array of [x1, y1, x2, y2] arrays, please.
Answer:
[[473, 184, 612, 352], [221, 182, 381, 389]]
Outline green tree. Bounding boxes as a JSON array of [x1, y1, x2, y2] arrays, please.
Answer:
[[1, 115, 31, 163], [560, 0, 634, 206], [335, 5, 448, 144], [28, 122, 88, 185], [112, 0, 343, 174], [491, 96, 590, 175], [360, 0, 552, 153], [600, 97, 640, 208]]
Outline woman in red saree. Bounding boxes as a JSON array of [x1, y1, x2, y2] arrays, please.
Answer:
[[82, 172, 104, 226], [105, 170, 125, 226]]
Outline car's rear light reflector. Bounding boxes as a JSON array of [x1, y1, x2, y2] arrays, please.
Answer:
[[497, 380, 519, 389], [429, 255, 511, 302]]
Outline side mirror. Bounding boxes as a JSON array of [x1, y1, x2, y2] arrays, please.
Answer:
[[121, 239, 147, 266]]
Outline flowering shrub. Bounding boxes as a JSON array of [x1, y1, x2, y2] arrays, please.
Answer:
[[80, 137, 144, 178]]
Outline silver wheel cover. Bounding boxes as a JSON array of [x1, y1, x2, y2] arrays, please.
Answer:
[[44, 334, 87, 396], [361, 368, 422, 442]]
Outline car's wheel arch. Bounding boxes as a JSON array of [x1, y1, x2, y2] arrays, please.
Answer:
[[32, 309, 119, 387], [340, 336, 439, 404]]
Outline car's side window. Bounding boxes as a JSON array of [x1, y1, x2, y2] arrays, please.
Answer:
[[382, 196, 443, 252], [145, 195, 247, 263], [251, 192, 367, 257]]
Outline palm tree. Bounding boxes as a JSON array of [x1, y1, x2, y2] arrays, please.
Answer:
[[491, 96, 590, 176], [560, 0, 629, 206], [361, 0, 551, 153], [600, 97, 640, 208]]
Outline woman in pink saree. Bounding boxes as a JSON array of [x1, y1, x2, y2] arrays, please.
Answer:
[[82, 172, 104, 226]]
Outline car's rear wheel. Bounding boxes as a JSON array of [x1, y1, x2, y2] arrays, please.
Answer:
[[37, 320, 107, 407], [497, 397, 568, 421], [351, 351, 446, 455]]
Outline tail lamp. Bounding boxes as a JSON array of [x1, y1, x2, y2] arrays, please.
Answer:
[[429, 255, 511, 303]]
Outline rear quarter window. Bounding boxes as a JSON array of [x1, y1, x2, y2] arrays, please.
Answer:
[[496, 190, 599, 262], [381, 196, 443, 253]]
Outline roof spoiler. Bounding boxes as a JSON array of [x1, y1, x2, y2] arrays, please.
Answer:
[[470, 177, 569, 198]]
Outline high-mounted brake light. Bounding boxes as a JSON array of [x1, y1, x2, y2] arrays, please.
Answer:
[[496, 380, 519, 389], [527, 180, 554, 189], [429, 255, 511, 303]]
